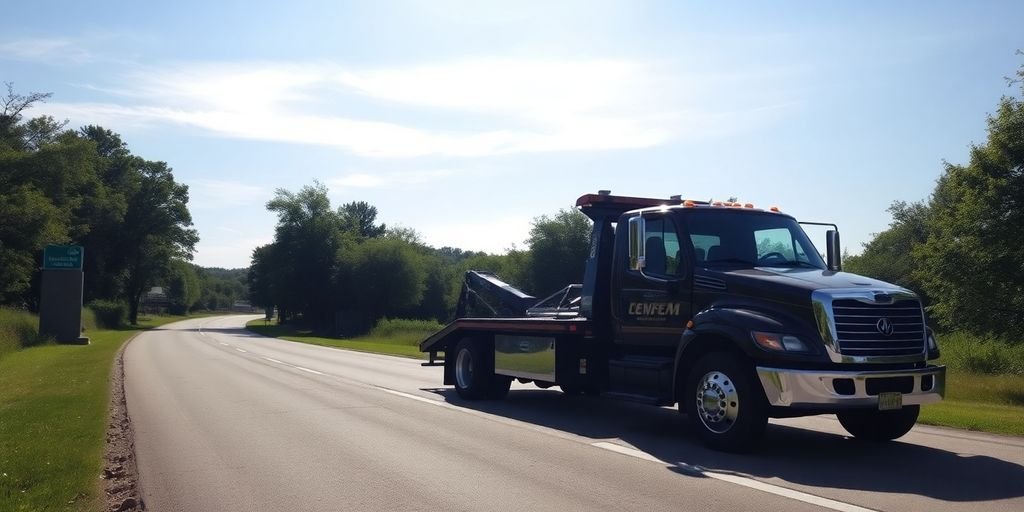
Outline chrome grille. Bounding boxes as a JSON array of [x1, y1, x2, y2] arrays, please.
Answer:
[[832, 299, 925, 357]]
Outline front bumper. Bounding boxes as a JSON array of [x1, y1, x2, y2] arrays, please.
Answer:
[[756, 365, 945, 408]]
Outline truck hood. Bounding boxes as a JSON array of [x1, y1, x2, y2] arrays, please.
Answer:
[[700, 266, 912, 306]]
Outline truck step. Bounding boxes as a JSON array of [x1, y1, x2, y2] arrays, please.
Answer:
[[421, 351, 444, 366]]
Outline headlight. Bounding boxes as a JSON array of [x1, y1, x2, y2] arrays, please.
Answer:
[[752, 331, 808, 352]]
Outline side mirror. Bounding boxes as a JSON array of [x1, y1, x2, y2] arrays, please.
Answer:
[[826, 230, 842, 271], [628, 216, 645, 271]]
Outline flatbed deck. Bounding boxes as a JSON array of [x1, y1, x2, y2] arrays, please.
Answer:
[[419, 317, 593, 354]]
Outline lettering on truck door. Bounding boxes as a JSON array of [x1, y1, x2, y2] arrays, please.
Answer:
[[615, 214, 692, 347]]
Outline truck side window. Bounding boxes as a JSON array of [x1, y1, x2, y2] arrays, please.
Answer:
[[641, 216, 682, 277]]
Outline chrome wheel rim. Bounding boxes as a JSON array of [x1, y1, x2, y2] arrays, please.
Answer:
[[455, 348, 474, 389], [695, 371, 739, 434]]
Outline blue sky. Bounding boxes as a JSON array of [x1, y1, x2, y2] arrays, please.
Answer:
[[2, 1, 1021, 268]]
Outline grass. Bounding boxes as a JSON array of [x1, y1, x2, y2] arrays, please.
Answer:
[[0, 313, 202, 512], [245, 318, 440, 359], [0, 309, 50, 360], [919, 370, 1024, 436]]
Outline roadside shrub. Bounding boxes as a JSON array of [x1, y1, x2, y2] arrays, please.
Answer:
[[938, 331, 1024, 376], [88, 300, 128, 329], [0, 308, 49, 358], [81, 307, 98, 332], [368, 318, 444, 345]]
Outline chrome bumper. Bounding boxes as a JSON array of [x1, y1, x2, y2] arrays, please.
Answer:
[[756, 365, 945, 408]]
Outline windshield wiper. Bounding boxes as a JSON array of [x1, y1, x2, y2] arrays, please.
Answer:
[[766, 260, 822, 269]]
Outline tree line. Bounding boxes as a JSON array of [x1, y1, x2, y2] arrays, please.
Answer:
[[247, 182, 591, 334], [845, 61, 1024, 341], [0, 83, 198, 324]]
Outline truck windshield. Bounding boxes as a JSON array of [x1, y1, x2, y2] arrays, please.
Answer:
[[683, 210, 827, 269]]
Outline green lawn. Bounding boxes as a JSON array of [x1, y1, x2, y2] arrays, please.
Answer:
[[0, 315, 199, 512], [246, 320, 428, 359], [918, 370, 1024, 436]]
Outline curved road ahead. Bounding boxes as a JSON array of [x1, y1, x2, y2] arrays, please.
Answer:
[[125, 315, 1024, 512]]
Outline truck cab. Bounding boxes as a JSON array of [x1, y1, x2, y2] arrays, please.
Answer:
[[420, 192, 945, 452]]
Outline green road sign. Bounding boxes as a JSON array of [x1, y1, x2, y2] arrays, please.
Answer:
[[43, 245, 84, 270]]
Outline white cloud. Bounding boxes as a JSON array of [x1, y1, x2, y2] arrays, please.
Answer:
[[0, 37, 92, 63], [194, 236, 272, 269], [328, 169, 457, 190], [420, 215, 532, 254], [36, 58, 794, 158]]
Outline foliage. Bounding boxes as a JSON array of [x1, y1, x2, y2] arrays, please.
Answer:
[[0, 308, 48, 359], [847, 61, 1024, 340], [843, 200, 931, 298], [87, 300, 128, 329], [369, 317, 445, 338], [165, 259, 201, 315], [339, 200, 386, 239], [937, 331, 1024, 376], [340, 237, 428, 325], [0, 83, 199, 329], [193, 266, 247, 311], [264, 182, 347, 328], [524, 208, 591, 296], [912, 79, 1024, 336]]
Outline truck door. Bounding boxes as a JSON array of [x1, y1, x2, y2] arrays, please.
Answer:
[[614, 213, 692, 347]]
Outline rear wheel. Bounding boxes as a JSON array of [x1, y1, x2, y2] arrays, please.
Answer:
[[837, 405, 919, 441], [453, 339, 510, 400], [683, 352, 768, 452]]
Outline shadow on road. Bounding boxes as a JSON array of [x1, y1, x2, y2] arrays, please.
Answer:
[[427, 388, 1024, 503]]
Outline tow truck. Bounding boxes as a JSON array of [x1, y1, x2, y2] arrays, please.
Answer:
[[420, 191, 945, 452]]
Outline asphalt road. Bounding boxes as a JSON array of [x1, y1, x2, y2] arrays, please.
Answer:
[[125, 315, 1024, 512]]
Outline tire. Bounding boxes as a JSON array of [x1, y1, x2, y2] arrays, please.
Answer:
[[683, 352, 768, 452], [837, 405, 919, 442], [452, 339, 510, 400]]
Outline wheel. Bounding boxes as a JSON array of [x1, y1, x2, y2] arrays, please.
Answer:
[[453, 338, 510, 400], [837, 405, 919, 441], [683, 352, 768, 452]]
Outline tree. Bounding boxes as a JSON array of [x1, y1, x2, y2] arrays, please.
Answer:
[[339, 200, 386, 238], [0, 82, 52, 150], [525, 208, 592, 297], [165, 259, 200, 315], [914, 75, 1024, 336], [265, 182, 345, 328], [340, 237, 427, 325], [0, 185, 65, 304], [120, 159, 198, 323], [844, 201, 931, 298]]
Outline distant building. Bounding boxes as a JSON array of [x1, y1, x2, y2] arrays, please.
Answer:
[[141, 286, 170, 314]]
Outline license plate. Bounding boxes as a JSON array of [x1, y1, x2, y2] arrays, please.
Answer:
[[878, 392, 903, 411]]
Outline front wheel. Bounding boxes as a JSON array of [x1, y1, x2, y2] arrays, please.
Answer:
[[453, 339, 511, 400], [837, 405, 919, 441], [683, 352, 768, 452]]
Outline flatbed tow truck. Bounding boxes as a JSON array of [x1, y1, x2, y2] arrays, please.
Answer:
[[420, 191, 945, 451]]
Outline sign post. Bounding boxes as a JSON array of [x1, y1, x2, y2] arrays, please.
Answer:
[[39, 245, 89, 345]]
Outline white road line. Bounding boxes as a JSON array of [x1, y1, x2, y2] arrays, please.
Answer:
[[591, 442, 876, 512], [294, 366, 324, 375], [219, 343, 229, 346], [591, 441, 666, 463], [263, 357, 285, 364], [235, 348, 247, 353]]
